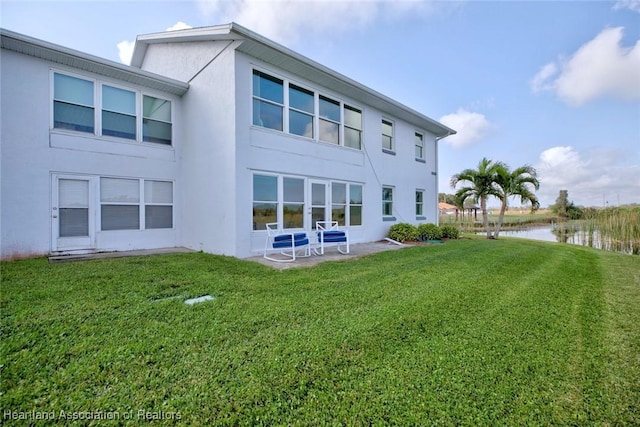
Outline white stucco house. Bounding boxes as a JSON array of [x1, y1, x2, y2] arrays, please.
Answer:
[[0, 23, 455, 261]]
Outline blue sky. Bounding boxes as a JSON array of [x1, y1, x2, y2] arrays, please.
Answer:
[[2, 0, 639, 207]]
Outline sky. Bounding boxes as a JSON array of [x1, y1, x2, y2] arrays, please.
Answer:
[[2, 0, 639, 208]]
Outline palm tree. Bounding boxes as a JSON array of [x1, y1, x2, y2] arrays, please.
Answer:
[[450, 158, 505, 238], [493, 165, 540, 239]]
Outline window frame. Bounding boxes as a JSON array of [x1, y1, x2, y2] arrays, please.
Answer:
[[252, 173, 364, 231], [318, 94, 341, 145], [252, 70, 284, 132], [51, 69, 174, 147], [416, 189, 425, 217], [99, 177, 174, 231], [382, 185, 394, 218], [382, 119, 394, 153], [101, 83, 138, 141], [415, 131, 425, 160], [142, 94, 173, 145], [52, 71, 96, 134], [251, 68, 364, 151], [288, 84, 315, 139], [343, 104, 363, 150], [144, 180, 174, 229]]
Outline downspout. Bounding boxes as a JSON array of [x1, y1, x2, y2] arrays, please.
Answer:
[[434, 132, 454, 226]]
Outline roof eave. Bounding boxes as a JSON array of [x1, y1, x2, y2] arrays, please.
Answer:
[[1, 28, 189, 96], [130, 22, 456, 137]]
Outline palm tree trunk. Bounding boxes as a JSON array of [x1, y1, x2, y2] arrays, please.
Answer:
[[481, 197, 491, 238], [494, 200, 507, 239]]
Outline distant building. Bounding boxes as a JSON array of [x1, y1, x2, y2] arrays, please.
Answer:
[[438, 202, 458, 215], [0, 23, 455, 260]]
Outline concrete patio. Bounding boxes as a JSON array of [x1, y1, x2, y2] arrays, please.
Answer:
[[249, 240, 407, 270], [47, 241, 408, 268]]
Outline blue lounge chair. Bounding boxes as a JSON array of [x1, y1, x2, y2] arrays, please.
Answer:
[[263, 223, 311, 262], [315, 221, 349, 255]]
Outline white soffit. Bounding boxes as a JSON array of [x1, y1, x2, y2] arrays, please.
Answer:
[[1, 29, 189, 96], [133, 23, 456, 137]]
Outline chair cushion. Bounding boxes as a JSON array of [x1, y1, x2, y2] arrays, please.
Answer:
[[272, 237, 309, 249], [274, 233, 307, 242], [318, 230, 347, 242]]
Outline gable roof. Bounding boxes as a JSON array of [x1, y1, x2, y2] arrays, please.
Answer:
[[0, 28, 189, 96], [131, 23, 456, 138]]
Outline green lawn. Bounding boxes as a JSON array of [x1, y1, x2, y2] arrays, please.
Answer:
[[2, 239, 639, 425]]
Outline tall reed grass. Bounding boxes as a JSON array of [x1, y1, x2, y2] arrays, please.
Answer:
[[555, 207, 640, 255]]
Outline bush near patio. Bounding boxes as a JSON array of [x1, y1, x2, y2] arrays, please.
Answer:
[[417, 223, 443, 241], [2, 239, 639, 425], [387, 222, 418, 242], [440, 224, 460, 239]]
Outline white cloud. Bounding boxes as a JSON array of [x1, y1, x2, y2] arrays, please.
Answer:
[[530, 62, 558, 93], [117, 21, 193, 65], [196, 0, 440, 44], [438, 109, 492, 148], [613, 0, 640, 13], [531, 27, 640, 106], [536, 146, 640, 206], [117, 40, 135, 65], [166, 21, 193, 32]]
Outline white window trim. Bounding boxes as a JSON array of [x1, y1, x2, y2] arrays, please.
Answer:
[[416, 188, 425, 218], [99, 177, 175, 231], [415, 131, 425, 161], [50, 69, 174, 147], [251, 67, 364, 151], [382, 118, 395, 154], [382, 185, 394, 219]]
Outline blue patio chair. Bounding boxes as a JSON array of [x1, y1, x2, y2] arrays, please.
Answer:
[[263, 223, 311, 262], [315, 221, 349, 255]]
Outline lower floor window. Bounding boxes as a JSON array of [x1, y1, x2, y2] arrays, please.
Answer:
[[382, 186, 394, 216], [252, 173, 363, 230], [416, 190, 424, 216], [100, 177, 173, 230]]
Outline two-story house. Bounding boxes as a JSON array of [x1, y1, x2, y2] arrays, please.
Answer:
[[0, 23, 455, 260]]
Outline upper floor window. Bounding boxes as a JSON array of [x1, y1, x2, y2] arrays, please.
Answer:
[[102, 85, 136, 140], [319, 95, 341, 145], [52, 71, 173, 146], [344, 106, 362, 150], [382, 119, 394, 152], [53, 73, 95, 133], [143, 95, 172, 145], [252, 69, 363, 151], [289, 85, 314, 138], [253, 70, 283, 131], [415, 132, 424, 159]]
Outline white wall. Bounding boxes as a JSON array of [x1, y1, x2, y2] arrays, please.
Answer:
[[233, 53, 440, 257], [0, 50, 181, 259], [141, 41, 242, 256]]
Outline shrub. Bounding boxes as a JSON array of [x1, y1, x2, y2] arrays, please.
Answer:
[[440, 224, 460, 239], [417, 223, 442, 241], [387, 223, 418, 242]]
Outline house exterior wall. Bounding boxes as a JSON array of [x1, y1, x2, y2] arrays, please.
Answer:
[[1, 28, 447, 261], [232, 52, 440, 257], [140, 41, 242, 256], [0, 48, 182, 260]]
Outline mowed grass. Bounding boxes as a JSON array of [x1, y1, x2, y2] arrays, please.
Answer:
[[1, 239, 639, 425]]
